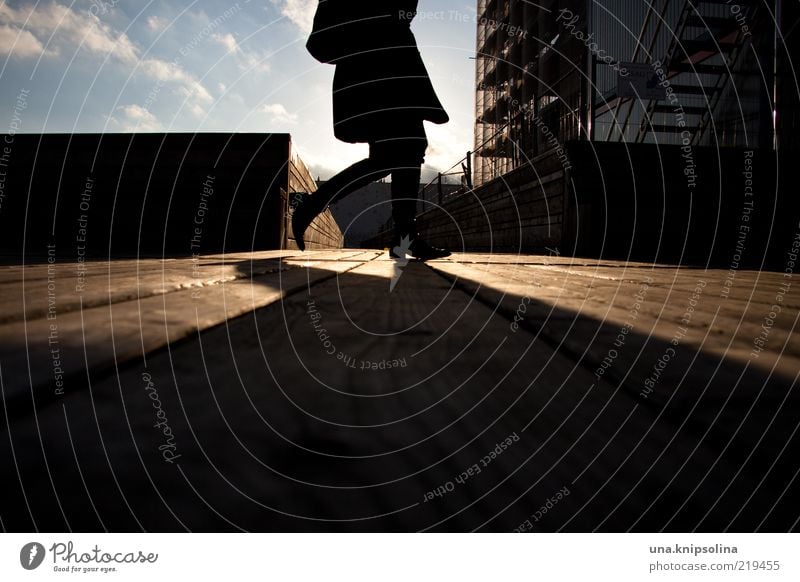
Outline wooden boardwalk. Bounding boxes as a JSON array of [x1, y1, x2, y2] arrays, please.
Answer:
[[1, 250, 798, 532]]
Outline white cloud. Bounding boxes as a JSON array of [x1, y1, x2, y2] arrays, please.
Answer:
[[0, 23, 48, 58], [260, 103, 298, 125], [276, 0, 316, 35], [211, 31, 270, 73], [0, 2, 212, 120], [239, 51, 271, 73], [146, 15, 169, 32], [140, 58, 213, 104], [425, 122, 473, 175], [110, 104, 164, 131], [0, 2, 139, 63], [212, 32, 238, 54], [187, 102, 206, 118]]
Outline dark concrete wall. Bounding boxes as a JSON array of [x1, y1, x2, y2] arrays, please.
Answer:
[[0, 133, 342, 259], [565, 142, 794, 268], [410, 147, 568, 253], [364, 141, 795, 269]]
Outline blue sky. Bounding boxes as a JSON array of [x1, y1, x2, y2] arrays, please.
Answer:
[[0, 0, 478, 179]]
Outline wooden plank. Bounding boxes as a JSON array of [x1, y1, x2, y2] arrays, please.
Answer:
[[1, 256, 770, 531], [0, 255, 375, 407], [0, 251, 376, 325], [429, 259, 800, 375], [427, 259, 800, 465]]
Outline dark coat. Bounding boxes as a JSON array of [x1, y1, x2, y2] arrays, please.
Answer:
[[325, 2, 449, 143]]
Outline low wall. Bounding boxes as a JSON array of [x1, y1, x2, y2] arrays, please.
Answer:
[[565, 142, 792, 267], [364, 147, 568, 253], [0, 133, 342, 258], [363, 141, 795, 269]]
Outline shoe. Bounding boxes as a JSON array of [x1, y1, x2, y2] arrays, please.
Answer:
[[290, 192, 321, 251], [390, 235, 451, 261], [409, 238, 451, 260]]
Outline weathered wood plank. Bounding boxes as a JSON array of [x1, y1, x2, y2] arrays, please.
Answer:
[[0, 251, 378, 324], [2, 256, 754, 532], [0, 256, 374, 403], [428, 258, 800, 378], [1, 251, 797, 533]]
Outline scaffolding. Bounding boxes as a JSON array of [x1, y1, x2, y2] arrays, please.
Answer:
[[473, 0, 780, 187]]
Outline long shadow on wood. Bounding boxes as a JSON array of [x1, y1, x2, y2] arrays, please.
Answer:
[[1, 259, 797, 532]]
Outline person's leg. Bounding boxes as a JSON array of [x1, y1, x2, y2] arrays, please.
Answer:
[[378, 121, 450, 259], [293, 125, 424, 249], [390, 166, 421, 239], [366, 120, 427, 237], [306, 157, 392, 212], [293, 119, 448, 258], [291, 153, 392, 250]]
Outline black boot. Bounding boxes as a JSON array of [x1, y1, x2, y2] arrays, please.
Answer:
[[389, 238, 452, 261], [389, 220, 451, 261], [408, 238, 452, 260], [391, 179, 451, 260], [290, 192, 323, 251]]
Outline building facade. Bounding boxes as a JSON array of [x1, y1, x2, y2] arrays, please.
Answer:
[[474, 0, 792, 186]]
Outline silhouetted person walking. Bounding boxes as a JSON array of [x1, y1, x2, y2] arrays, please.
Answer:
[[292, 1, 451, 259]]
